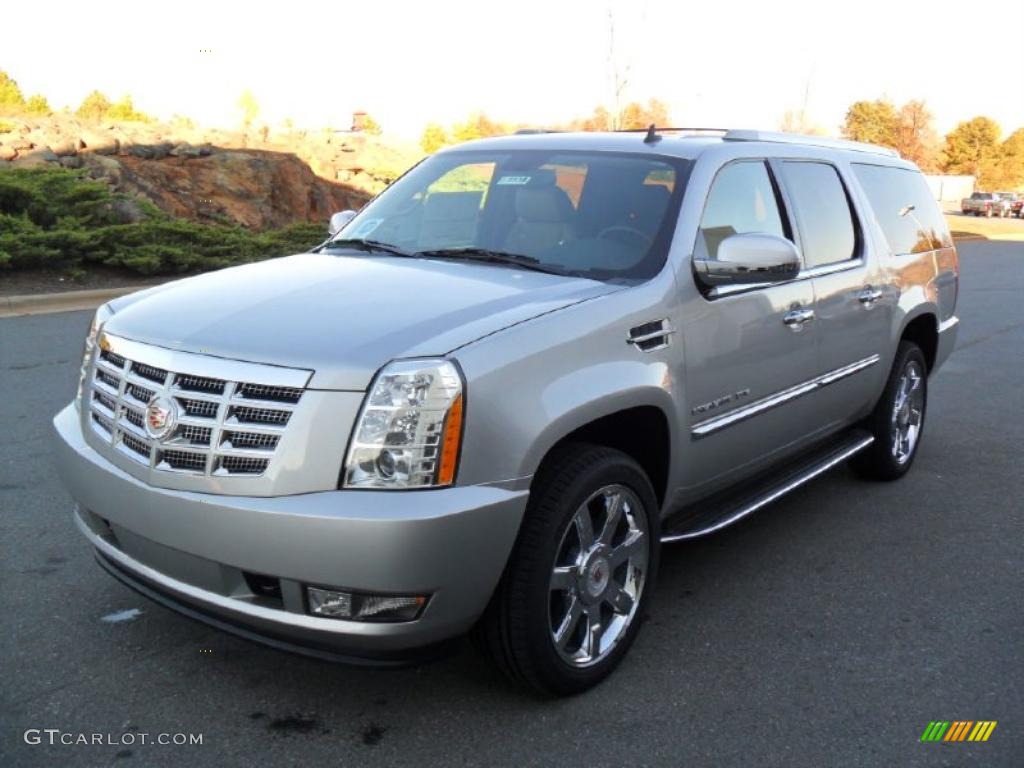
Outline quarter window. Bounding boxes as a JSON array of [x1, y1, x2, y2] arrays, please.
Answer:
[[697, 161, 785, 261], [851, 164, 953, 255], [779, 162, 857, 268]]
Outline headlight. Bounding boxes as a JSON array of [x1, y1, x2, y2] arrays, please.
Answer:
[[75, 303, 114, 410], [343, 359, 464, 489]]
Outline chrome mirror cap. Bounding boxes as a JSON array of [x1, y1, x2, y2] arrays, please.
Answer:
[[694, 233, 801, 287], [328, 210, 357, 236]]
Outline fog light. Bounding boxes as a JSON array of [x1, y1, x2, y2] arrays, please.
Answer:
[[306, 587, 352, 618], [306, 586, 427, 622]]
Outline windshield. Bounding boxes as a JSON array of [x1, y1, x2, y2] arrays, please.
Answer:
[[326, 149, 691, 281]]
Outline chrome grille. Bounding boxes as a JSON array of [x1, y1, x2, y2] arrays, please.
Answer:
[[182, 398, 218, 418], [221, 430, 279, 450], [217, 456, 269, 475], [158, 449, 207, 472], [126, 383, 154, 404], [87, 342, 306, 478], [229, 405, 292, 426], [237, 383, 303, 403], [132, 361, 168, 384], [175, 373, 226, 394]]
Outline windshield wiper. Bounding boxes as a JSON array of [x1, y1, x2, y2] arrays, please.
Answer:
[[415, 247, 567, 275], [319, 238, 413, 258]]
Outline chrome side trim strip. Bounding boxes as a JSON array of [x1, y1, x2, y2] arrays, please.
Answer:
[[691, 354, 880, 439], [661, 434, 875, 542], [938, 316, 959, 334], [708, 258, 865, 298]]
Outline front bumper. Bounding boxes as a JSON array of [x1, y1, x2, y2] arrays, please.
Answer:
[[53, 404, 528, 661]]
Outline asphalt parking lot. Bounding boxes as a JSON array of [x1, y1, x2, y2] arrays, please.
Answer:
[[2, 240, 1022, 767]]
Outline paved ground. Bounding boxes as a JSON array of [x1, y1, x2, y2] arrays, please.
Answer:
[[2, 240, 1022, 767]]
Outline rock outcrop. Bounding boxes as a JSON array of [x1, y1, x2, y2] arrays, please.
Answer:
[[0, 114, 418, 228]]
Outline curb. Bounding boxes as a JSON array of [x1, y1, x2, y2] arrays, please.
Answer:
[[0, 286, 148, 319]]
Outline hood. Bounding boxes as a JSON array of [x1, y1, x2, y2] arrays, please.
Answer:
[[106, 252, 617, 390]]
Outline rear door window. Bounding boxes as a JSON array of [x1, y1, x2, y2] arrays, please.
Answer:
[[697, 161, 786, 260], [851, 164, 953, 254], [779, 161, 857, 269]]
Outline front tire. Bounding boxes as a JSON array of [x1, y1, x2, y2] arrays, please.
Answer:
[[477, 444, 659, 696], [853, 341, 928, 481]]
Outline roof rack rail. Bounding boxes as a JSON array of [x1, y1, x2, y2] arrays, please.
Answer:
[[723, 129, 900, 158], [613, 126, 730, 135], [514, 128, 563, 135]]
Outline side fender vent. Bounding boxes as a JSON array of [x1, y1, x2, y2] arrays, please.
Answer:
[[628, 319, 674, 352]]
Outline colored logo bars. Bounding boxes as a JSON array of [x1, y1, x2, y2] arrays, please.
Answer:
[[920, 721, 997, 742]]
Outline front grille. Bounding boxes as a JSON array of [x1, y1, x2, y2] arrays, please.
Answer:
[[126, 383, 154, 404], [229, 405, 292, 426], [124, 407, 144, 429], [221, 430, 279, 450], [101, 349, 126, 368], [159, 449, 207, 472], [132, 361, 168, 384], [181, 398, 218, 418], [176, 373, 226, 395], [120, 430, 151, 458], [87, 343, 305, 478], [176, 424, 213, 445], [237, 383, 302, 403], [217, 456, 269, 475]]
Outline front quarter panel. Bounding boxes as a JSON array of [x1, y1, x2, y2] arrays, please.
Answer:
[[452, 275, 683, 501]]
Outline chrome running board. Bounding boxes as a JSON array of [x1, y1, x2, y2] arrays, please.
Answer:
[[661, 429, 874, 543]]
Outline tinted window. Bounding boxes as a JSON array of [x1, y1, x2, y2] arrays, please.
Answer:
[[698, 161, 785, 260], [780, 161, 856, 268], [852, 164, 953, 254]]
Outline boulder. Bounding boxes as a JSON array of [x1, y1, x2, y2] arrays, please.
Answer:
[[81, 153, 123, 184], [11, 148, 60, 167], [0, 145, 16, 161], [59, 155, 84, 169], [169, 142, 203, 158], [80, 129, 119, 155], [127, 144, 156, 159]]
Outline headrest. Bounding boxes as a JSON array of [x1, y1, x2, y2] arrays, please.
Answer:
[[515, 185, 572, 222]]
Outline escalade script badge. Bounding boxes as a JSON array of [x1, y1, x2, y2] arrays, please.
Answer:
[[145, 396, 178, 440]]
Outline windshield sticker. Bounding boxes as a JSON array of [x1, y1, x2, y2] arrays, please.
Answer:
[[496, 175, 532, 186], [350, 219, 383, 238]]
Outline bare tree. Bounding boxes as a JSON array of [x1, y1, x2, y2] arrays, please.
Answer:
[[606, 9, 630, 130]]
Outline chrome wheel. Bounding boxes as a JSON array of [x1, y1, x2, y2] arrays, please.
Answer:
[[548, 484, 648, 668], [891, 359, 924, 464]]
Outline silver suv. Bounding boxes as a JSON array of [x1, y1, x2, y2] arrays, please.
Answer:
[[53, 128, 959, 695]]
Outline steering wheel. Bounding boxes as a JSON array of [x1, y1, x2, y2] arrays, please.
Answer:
[[597, 225, 653, 249]]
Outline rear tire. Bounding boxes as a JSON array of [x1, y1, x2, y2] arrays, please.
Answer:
[[852, 341, 928, 481], [476, 443, 659, 696]]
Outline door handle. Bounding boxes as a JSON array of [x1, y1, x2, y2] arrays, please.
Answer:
[[783, 308, 815, 330], [858, 287, 883, 306]]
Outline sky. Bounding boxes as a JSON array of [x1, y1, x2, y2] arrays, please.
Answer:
[[5, 0, 1023, 141]]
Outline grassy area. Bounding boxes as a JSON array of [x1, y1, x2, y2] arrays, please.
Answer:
[[945, 212, 1024, 241], [0, 167, 328, 279]]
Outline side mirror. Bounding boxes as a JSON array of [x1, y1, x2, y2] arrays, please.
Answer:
[[694, 233, 801, 287], [328, 210, 357, 236]]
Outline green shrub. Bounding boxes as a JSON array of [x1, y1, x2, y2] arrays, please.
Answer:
[[0, 168, 327, 276]]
